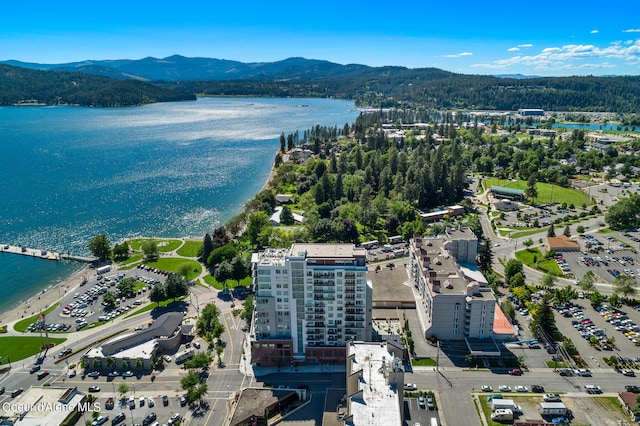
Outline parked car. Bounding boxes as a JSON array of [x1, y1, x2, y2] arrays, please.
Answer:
[[481, 385, 493, 392], [508, 368, 522, 376], [162, 395, 169, 406], [426, 395, 434, 410], [543, 394, 561, 402], [403, 383, 417, 391], [531, 385, 545, 393], [499, 385, 512, 392], [111, 412, 125, 425], [88, 386, 101, 392], [418, 395, 426, 408], [625, 385, 640, 393]]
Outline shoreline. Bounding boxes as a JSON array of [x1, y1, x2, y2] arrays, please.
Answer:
[[0, 254, 90, 328], [0, 151, 280, 330]]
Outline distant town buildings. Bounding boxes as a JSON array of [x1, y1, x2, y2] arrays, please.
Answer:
[[517, 108, 545, 116], [419, 204, 465, 222], [409, 227, 515, 353], [250, 244, 372, 367]]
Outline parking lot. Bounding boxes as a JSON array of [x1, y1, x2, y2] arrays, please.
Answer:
[[404, 395, 441, 426], [24, 265, 168, 334]]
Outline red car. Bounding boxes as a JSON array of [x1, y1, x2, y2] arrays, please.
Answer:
[[508, 368, 522, 376]]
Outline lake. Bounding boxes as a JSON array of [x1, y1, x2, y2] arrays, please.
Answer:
[[0, 97, 359, 313]]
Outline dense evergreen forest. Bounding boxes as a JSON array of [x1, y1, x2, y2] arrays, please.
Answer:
[[164, 69, 640, 113], [0, 64, 195, 107]]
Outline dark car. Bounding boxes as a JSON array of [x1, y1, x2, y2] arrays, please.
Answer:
[[180, 395, 187, 406], [625, 385, 640, 393], [111, 412, 126, 425], [531, 385, 545, 393], [11, 388, 24, 398], [142, 412, 157, 426], [508, 368, 522, 376], [0, 386, 4, 395], [162, 395, 169, 406], [29, 365, 41, 374]]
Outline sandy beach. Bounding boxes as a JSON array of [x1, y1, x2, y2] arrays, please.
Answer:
[[0, 262, 91, 328]]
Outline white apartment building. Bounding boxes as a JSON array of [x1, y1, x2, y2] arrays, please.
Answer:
[[409, 227, 507, 348], [250, 244, 372, 367]]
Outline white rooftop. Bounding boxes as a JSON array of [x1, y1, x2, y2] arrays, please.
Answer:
[[3, 386, 85, 425], [347, 342, 402, 426]]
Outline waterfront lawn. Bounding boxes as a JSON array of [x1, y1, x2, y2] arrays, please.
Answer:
[[176, 240, 202, 258], [203, 275, 252, 290], [0, 336, 66, 363], [117, 253, 143, 267], [13, 302, 60, 332], [141, 258, 202, 281], [483, 177, 593, 206], [128, 238, 182, 253]]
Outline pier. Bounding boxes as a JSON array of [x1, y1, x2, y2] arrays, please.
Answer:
[[0, 244, 96, 263]]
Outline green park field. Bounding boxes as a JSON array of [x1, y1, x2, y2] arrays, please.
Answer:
[[483, 178, 593, 206]]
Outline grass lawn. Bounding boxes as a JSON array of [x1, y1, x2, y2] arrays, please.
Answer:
[[117, 253, 144, 267], [484, 177, 593, 206], [545, 360, 569, 368], [13, 302, 60, 332], [515, 248, 542, 266], [510, 228, 546, 239], [127, 238, 182, 253], [203, 275, 252, 290], [0, 336, 66, 363], [538, 259, 563, 275], [139, 258, 202, 281], [176, 240, 202, 258], [596, 396, 630, 418], [411, 358, 437, 366]]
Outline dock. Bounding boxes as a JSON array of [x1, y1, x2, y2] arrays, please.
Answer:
[[0, 244, 96, 263]]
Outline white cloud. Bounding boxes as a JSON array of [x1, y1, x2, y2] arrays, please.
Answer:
[[517, 43, 533, 48], [471, 39, 640, 72], [590, 29, 599, 34], [507, 47, 520, 52], [623, 29, 640, 33], [442, 52, 473, 58]]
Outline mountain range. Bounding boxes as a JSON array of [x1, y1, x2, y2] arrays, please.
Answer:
[[1, 55, 375, 82], [2, 55, 640, 112]]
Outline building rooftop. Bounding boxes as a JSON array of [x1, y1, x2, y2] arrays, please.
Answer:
[[1, 386, 85, 425], [251, 248, 290, 267], [346, 342, 402, 426], [547, 235, 580, 251], [100, 311, 183, 356], [290, 243, 366, 259], [490, 186, 525, 195]]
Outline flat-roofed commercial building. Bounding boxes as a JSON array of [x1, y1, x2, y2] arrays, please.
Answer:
[[250, 244, 372, 367], [409, 228, 514, 351], [344, 340, 405, 426]]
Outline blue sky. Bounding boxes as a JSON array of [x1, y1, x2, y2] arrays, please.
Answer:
[[2, 0, 640, 76]]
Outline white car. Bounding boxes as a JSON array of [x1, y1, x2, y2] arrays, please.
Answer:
[[515, 385, 528, 392], [481, 385, 493, 392], [164, 355, 172, 363], [147, 397, 154, 407], [122, 371, 134, 377], [403, 383, 417, 391], [498, 385, 511, 392]]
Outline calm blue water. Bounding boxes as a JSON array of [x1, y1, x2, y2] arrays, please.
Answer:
[[0, 97, 358, 313]]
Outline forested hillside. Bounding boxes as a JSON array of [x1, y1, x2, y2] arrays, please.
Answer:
[[0, 64, 195, 107]]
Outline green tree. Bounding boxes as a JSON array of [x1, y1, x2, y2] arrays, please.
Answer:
[[553, 286, 578, 305], [540, 272, 557, 289], [522, 238, 534, 249], [501, 300, 516, 321], [199, 233, 214, 263], [279, 132, 286, 152], [531, 292, 557, 339], [149, 283, 166, 306], [118, 383, 129, 398], [576, 225, 585, 234], [141, 239, 159, 259], [609, 293, 622, 308], [613, 274, 637, 299], [578, 271, 596, 295], [87, 234, 111, 260], [477, 239, 493, 273], [135, 358, 143, 370], [175, 263, 190, 280], [102, 291, 117, 308], [185, 351, 213, 370], [605, 194, 640, 229], [241, 295, 254, 323], [231, 255, 249, 286], [207, 243, 239, 268], [116, 277, 136, 298], [165, 273, 189, 301], [106, 356, 116, 370], [112, 241, 130, 260], [197, 303, 225, 341], [563, 225, 571, 237], [525, 175, 538, 203], [181, 370, 200, 392], [504, 259, 524, 285], [214, 260, 233, 291], [547, 224, 556, 237], [280, 205, 295, 226], [588, 290, 606, 308], [247, 211, 271, 247]]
